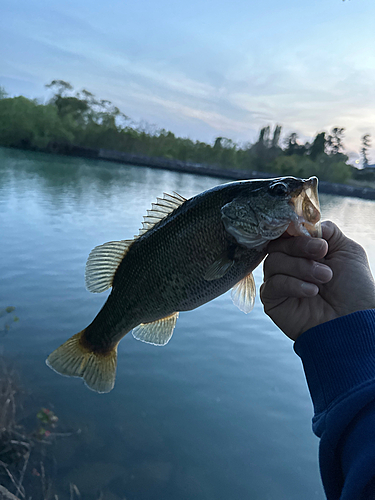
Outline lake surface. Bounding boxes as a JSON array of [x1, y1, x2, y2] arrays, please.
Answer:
[[1, 147, 375, 500]]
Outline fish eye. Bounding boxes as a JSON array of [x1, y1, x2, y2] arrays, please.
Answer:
[[269, 182, 289, 197]]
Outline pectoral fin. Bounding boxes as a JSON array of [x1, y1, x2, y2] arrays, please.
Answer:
[[132, 312, 179, 346], [204, 254, 235, 281], [231, 273, 256, 314]]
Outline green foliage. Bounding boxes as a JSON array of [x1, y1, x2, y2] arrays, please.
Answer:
[[0, 80, 356, 185], [270, 155, 302, 176], [45, 79, 73, 96], [269, 152, 352, 183], [0, 86, 8, 99], [309, 132, 326, 160], [0, 96, 73, 149], [246, 125, 283, 171], [361, 134, 371, 168], [271, 125, 282, 148], [326, 127, 345, 155], [36, 407, 58, 439], [327, 161, 352, 183]]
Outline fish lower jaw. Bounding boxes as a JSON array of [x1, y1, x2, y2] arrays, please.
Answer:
[[286, 217, 321, 238]]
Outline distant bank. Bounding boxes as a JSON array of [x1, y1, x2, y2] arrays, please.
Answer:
[[47, 143, 375, 201]]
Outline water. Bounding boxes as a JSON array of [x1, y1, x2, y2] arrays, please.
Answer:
[[1, 147, 375, 500]]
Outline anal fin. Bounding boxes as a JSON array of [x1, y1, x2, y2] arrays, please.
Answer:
[[231, 273, 256, 314], [132, 312, 179, 346]]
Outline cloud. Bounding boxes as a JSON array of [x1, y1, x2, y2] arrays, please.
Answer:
[[1, 0, 375, 160]]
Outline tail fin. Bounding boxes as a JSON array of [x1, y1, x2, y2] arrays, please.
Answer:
[[46, 330, 117, 393]]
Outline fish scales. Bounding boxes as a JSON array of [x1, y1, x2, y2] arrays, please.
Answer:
[[85, 185, 263, 350], [46, 176, 321, 393]]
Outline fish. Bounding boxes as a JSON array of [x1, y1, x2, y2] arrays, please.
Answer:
[[46, 176, 321, 393]]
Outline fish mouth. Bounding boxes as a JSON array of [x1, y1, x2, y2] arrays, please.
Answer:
[[287, 176, 322, 238]]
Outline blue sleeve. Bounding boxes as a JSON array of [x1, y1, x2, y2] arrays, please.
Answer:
[[293, 309, 375, 500]]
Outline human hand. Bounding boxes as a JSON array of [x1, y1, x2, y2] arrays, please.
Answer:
[[260, 221, 375, 341]]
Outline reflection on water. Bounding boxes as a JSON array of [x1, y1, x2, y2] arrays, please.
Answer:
[[1, 146, 375, 499], [320, 194, 375, 270]]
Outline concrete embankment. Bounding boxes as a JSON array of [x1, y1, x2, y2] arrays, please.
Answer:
[[54, 144, 375, 201]]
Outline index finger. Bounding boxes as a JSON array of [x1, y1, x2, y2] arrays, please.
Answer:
[[267, 233, 328, 260]]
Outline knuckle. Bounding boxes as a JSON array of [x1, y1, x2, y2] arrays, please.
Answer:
[[353, 242, 367, 260], [259, 282, 267, 302], [263, 252, 278, 279], [303, 258, 316, 278], [260, 278, 277, 302], [279, 274, 290, 291], [322, 220, 335, 232]]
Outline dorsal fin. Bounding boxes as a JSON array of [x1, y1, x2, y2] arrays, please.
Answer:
[[85, 240, 133, 293], [137, 192, 187, 237], [85, 192, 187, 293]]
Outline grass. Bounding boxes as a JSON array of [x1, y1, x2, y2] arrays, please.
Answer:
[[0, 357, 82, 500]]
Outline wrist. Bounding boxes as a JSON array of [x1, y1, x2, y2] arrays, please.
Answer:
[[294, 309, 375, 418]]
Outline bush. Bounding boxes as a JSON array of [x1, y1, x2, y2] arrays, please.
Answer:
[[0, 82, 358, 186], [268, 154, 352, 183], [0, 97, 73, 149]]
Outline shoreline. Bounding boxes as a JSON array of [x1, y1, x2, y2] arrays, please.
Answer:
[[11, 143, 375, 201]]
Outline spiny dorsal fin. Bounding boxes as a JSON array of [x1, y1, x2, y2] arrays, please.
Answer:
[[138, 192, 187, 237], [231, 273, 256, 314], [132, 312, 179, 346], [85, 240, 133, 293], [85, 193, 186, 292]]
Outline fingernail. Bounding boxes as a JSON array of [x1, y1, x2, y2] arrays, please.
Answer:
[[306, 239, 324, 255], [301, 282, 319, 296], [313, 264, 333, 282]]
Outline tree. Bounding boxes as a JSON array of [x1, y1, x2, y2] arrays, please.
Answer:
[[284, 133, 298, 155], [259, 126, 271, 148], [0, 86, 8, 99], [251, 126, 271, 159], [284, 133, 307, 156], [327, 127, 345, 155], [45, 80, 73, 97], [212, 137, 236, 166], [0, 96, 73, 149], [213, 137, 223, 149], [271, 125, 282, 148], [46, 80, 84, 121], [309, 132, 326, 160], [361, 134, 371, 168], [54, 96, 90, 120]]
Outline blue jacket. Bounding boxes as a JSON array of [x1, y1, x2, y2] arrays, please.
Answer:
[[294, 309, 375, 500]]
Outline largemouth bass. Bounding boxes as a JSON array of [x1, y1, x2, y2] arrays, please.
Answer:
[[47, 176, 321, 393]]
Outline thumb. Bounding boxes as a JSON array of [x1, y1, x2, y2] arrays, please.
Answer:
[[321, 221, 346, 248], [322, 221, 368, 262]]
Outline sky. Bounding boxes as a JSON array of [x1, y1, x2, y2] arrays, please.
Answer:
[[1, 0, 375, 164]]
